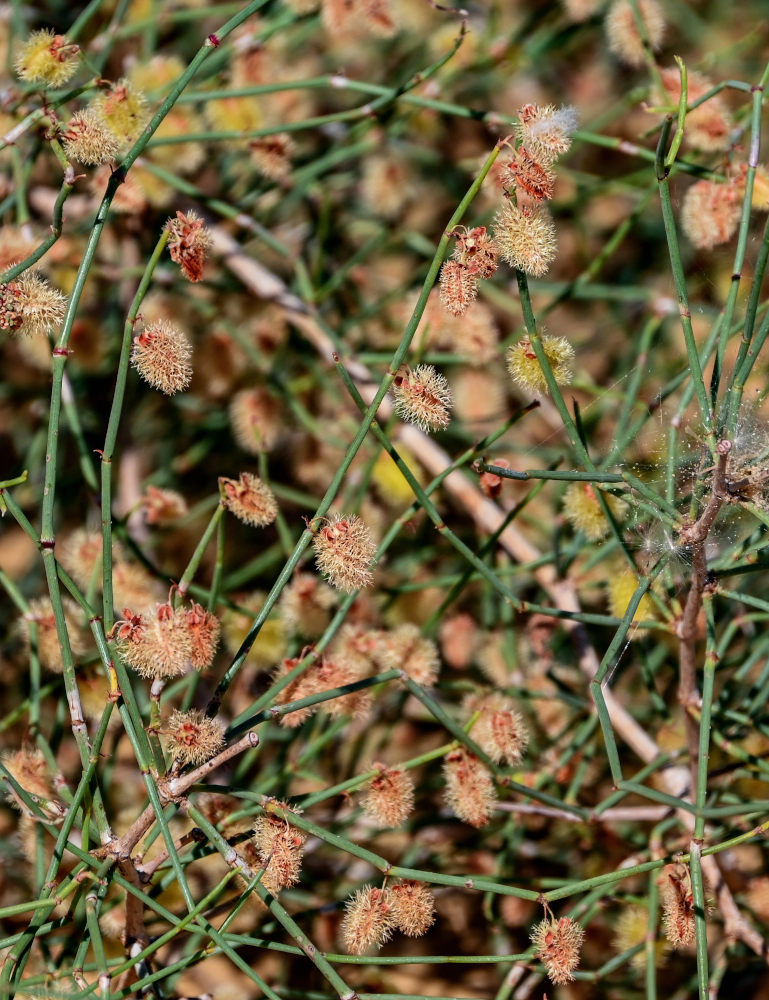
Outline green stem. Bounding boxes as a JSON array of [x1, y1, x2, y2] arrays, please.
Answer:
[[655, 115, 716, 453], [187, 803, 355, 998], [101, 228, 170, 633], [0, 173, 75, 283], [177, 498, 226, 602], [712, 68, 765, 409]]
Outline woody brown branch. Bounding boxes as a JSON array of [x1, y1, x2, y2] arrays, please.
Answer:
[[93, 732, 258, 861]]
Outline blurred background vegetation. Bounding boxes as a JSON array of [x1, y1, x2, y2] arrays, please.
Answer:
[[2, 0, 769, 998]]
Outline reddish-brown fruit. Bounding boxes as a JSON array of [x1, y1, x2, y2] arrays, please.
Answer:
[[183, 602, 221, 670], [376, 623, 440, 686], [479, 458, 511, 498], [451, 225, 499, 279], [507, 147, 556, 203], [439, 259, 478, 317], [659, 864, 696, 949], [279, 573, 336, 638], [275, 653, 372, 727], [165, 210, 211, 283]]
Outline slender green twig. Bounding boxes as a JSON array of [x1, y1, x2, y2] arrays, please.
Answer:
[[655, 115, 716, 453]]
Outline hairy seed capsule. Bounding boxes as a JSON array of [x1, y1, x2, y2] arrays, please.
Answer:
[[439, 260, 478, 317], [466, 692, 529, 766], [443, 747, 496, 828], [249, 133, 296, 180], [506, 335, 574, 396], [140, 485, 188, 526], [279, 573, 336, 637], [605, 0, 665, 67], [229, 386, 281, 454], [389, 880, 435, 937], [0, 272, 66, 337], [165, 210, 211, 283], [562, 0, 603, 20], [607, 568, 656, 635], [530, 916, 585, 984], [451, 225, 499, 279], [516, 103, 579, 163], [322, 0, 397, 40], [507, 146, 556, 203], [562, 482, 627, 540], [15, 29, 79, 87], [90, 79, 149, 149], [659, 864, 696, 949], [362, 765, 415, 827], [253, 806, 307, 890], [493, 202, 557, 277], [62, 108, 121, 165], [165, 709, 225, 765], [313, 514, 376, 592], [115, 603, 193, 679], [391, 364, 452, 433], [2, 747, 65, 819], [2, 747, 54, 804], [183, 602, 221, 670], [659, 68, 732, 153], [341, 886, 395, 955], [273, 652, 371, 728], [613, 904, 667, 970], [58, 529, 104, 590], [19, 596, 87, 672], [439, 612, 479, 671], [376, 623, 440, 686], [220, 472, 278, 528], [681, 179, 741, 250], [131, 320, 192, 394]]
